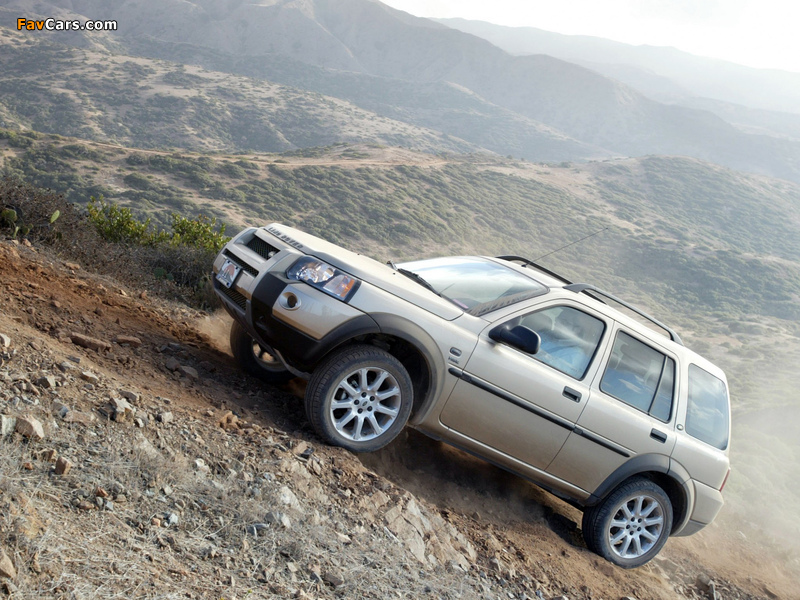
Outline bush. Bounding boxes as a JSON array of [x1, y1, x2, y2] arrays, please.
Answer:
[[86, 197, 228, 252], [0, 179, 226, 308], [87, 196, 152, 244], [122, 172, 155, 190], [0, 176, 71, 241], [84, 196, 229, 304], [169, 213, 228, 253]]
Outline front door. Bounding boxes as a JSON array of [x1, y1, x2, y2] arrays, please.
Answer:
[[440, 304, 608, 472]]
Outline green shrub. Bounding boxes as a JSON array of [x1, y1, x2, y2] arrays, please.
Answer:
[[169, 213, 228, 253], [122, 172, 155, 190], [1, 177, 221, 308], [217, 162, 247, 179], [87, 197, 230, 253], [87, 196, 152, 244]]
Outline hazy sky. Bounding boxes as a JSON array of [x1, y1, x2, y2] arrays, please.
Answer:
[[380, 0, 800, 73]]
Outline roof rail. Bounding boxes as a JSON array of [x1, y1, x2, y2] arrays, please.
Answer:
[[565, 283, 683, 345], [496, 255, 573, 286]]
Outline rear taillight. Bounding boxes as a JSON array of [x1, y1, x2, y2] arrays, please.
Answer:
[[720, 468, 731, 492]]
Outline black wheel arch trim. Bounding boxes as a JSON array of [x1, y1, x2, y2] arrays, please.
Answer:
[[667, 457, 692, 485], [255, 312, 381, 373], [369, 313, 443, 423], [586, 454, 690, 513], [245, 273, 442, 390]]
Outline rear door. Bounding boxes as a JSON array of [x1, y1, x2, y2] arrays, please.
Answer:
[[547, 325, 679, 493], [440, 302, 608, 472]]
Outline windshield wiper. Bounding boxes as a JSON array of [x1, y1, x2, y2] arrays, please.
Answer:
[[397, 268, 442, 297]]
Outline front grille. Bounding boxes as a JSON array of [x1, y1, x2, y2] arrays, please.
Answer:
[[223, 249, 258, 277], [218, 284, 247, 311], [247, 236, 280, 261]]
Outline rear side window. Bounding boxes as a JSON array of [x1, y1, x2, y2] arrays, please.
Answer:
[[686, 365, 730, 450], [600, 331, 675, 422]]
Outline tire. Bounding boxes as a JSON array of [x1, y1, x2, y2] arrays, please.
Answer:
[[229, 320, 294, 385], [581, 505, 601, 554], [305, 344, 413, 453], [582, 477, 673, 568]]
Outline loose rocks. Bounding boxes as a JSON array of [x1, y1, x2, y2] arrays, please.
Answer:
[[15, 415, 45, 440], [114, 335, 142, 348], [55, 457, 73, 475], [70, 333, 112, 353], [0, 416, 16, 437], [80, 371, 100, 385], [0, 548, 16, 580]]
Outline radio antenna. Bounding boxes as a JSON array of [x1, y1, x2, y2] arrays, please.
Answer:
[[533, 227, 609, 262]]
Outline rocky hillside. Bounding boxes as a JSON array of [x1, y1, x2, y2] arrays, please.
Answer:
[[0, 237, 794, 599], [0, 27, 473, 155]]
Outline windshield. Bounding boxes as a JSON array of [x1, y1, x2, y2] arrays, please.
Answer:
[[397, 257, 547, 316]]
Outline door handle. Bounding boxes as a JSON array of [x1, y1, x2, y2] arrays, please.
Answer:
[[562, 387, 582, 402], [650, 429, 667, 443]]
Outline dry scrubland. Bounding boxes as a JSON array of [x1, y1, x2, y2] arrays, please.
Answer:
[[0, 238, 795, 599], [2, 5, 800, 597]]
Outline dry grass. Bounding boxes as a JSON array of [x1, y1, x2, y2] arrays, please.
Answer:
[[1, 176, 218, 308]]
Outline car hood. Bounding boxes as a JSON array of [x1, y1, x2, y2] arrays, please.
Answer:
[[263, 224, 463, 321]]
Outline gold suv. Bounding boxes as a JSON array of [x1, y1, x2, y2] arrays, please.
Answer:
[[213, 224, 732, 568]]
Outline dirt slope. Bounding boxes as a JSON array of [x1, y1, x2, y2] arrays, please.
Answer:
[[0, 239, 790, 600]]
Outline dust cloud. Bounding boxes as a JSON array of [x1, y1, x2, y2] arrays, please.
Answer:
[[193, 309, 233, 355], [705, 404, 800, 581], [668, 402, 800, 598], [361, 397, 800, 596], [360, 429, 550, 526]]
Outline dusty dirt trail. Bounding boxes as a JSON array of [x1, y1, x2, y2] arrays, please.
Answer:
[[0, 239, 793, 599]]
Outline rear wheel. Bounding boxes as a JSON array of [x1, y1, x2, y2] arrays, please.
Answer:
[[305, 344, 413, 453], [582, 477, 673, 568], [229, 320, 293, 384]]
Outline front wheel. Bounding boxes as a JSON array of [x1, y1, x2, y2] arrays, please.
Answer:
[[582, 477, 673, 568], [229, 320, 294, 384], [305, 344, 413, 453]]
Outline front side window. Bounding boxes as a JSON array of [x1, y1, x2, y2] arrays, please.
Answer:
[[512, 306, 605, 379], [686, 365, 730, 449], [600, 331, 675, 421]]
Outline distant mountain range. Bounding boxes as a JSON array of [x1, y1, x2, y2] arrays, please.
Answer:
[[1, 0, 800, 182], [436, 18, 800, 142], [435, 18, 800, 115]]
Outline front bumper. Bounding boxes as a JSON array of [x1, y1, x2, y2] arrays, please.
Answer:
[[213, 229, 379, 373]]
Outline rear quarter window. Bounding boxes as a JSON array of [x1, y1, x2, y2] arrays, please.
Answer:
[[685, 365, 730, 450]]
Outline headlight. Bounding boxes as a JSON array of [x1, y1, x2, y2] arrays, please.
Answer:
[[286, 257, 360, 301]]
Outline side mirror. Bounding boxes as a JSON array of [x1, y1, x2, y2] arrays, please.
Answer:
[[489, 324, 541, 355]]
